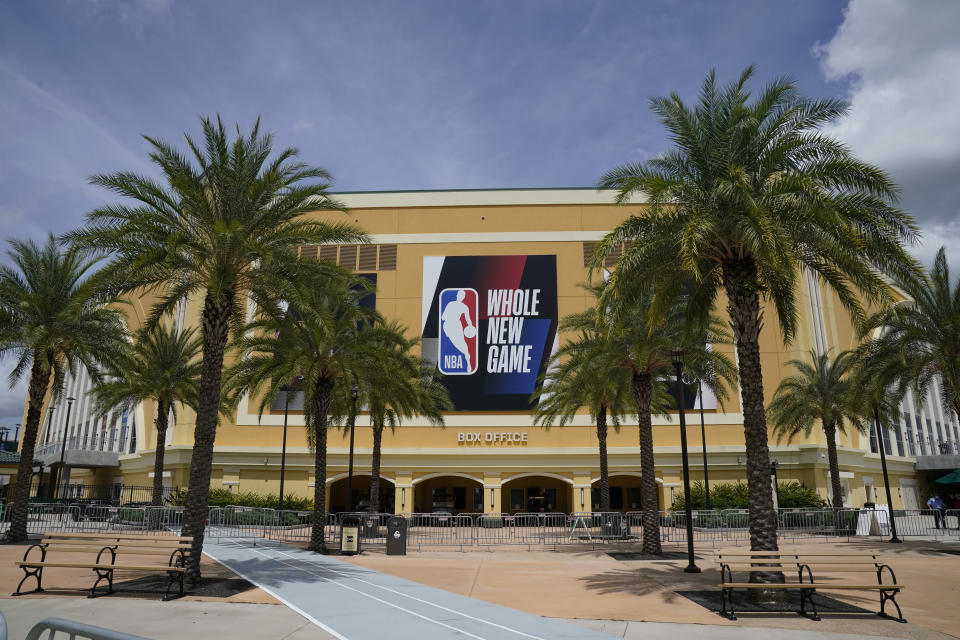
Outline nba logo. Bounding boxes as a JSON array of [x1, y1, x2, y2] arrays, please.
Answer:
[[438, 288, 478, 375]]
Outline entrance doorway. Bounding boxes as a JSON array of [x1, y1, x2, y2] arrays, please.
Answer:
[[501, 475, 571, 514], [413, 475, 483, 514], [591, 474, 653, 512], [328, 475, 394, 513]]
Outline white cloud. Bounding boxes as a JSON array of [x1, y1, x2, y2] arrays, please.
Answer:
[[815, 0, 960, 234]]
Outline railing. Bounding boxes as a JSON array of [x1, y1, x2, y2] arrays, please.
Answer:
[[35, 435, 129, 458], [3, 503, 957, 547], [2, 482, 176, 506], [24, 617, 149, 640]]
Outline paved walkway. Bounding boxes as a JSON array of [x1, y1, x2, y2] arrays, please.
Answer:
[[204, 540, 621, 640]]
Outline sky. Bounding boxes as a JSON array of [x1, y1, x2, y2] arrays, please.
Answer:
[[1, 0, 958, 429]]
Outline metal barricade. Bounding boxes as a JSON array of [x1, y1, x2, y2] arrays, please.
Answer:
[[405, 513, 473, 549]]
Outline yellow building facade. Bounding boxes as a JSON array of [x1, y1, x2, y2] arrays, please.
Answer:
[[51, 189, 943, 513]]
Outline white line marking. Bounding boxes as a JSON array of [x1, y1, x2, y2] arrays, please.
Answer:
[[202, 549, 350, 640], [217, 542, 492, 640], [265, 546, 548, 640]]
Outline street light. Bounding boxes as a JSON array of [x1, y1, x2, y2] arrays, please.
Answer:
[[697, 379, 711, 511], [55, 397, 76, 500], [873, 408, 902, 543], [671, 348, 700, 573], [277, 383, 293, 513], [44, 406, 56, 445], [346, 385, 359, 512], [14, 423, 21, 443]]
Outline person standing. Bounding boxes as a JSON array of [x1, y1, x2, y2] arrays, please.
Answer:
[[926, 493, 946, 529]]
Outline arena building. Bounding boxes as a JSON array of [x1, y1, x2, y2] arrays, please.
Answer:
[[31, 189, 960, 513]]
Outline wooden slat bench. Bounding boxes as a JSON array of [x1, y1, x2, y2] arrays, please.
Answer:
[[13, 532, 192, 600], [714, 550, 905, 622]]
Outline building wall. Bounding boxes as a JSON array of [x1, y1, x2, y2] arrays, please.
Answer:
[[46, 190, 944, 512]]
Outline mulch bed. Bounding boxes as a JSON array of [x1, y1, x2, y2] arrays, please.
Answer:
[[677, 589, 871, 615]]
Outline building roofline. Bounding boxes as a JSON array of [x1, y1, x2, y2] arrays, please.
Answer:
[[328, 188, 646, 208]]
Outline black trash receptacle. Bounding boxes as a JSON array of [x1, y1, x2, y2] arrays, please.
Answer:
[[340, 515, 361, 555], [386, 516, 407, 555]]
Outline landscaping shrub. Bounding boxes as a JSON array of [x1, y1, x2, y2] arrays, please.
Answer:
[[670, 480, 825, 511], [168, 488, 313, 511]]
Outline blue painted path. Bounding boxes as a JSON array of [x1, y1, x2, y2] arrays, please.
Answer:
[[203, 540, 619, 640]]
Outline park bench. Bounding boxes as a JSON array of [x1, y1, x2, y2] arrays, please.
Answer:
[[714, 550, 905, 622], [13, 532, 192, 600]]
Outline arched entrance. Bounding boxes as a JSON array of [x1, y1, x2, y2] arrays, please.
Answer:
[[412, 474, 483, 514], [591, 473, 657, 512], [328, 475, 395, 513], [501, 473, 571, 514]]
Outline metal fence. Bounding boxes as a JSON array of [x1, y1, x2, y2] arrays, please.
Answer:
[[3, 503, 958, 548], [2, 482, 177, 506]]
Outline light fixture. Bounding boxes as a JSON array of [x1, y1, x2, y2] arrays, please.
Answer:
[[401, 487, 405, 508], [490, 488, 494, 508], [580, 487, 585, 508], [263, 457, 268, 465], [737, 456, 744, 465]]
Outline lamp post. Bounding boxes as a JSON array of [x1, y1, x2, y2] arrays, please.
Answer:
[[671, 348, 700, 573], [278, 384, 292, 512], [14, 423, 20, 443], [770, 460, 780, 509], [697, 379, 711, 511], [44, 406, 56, 445], [55, 397, 76, 500], [873, 408, 902, 543], [346, 386, 359, 512]]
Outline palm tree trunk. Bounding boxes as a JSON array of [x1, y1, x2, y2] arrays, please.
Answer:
[[151, 401, 169, 508], [309, 378, 334, 552], [596, 407, 610, 512], [181, 292, 233, 584], [722, 258, 782, 594], [824, 422, 844, 509], [369, 422, 383, 513], [632, 371, 661, 555], [2, 352, 51, 543]]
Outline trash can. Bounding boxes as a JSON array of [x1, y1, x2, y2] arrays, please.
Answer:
[[340, 515, 361, 555], [362, 515, 379, 540], [386, 516, 407, 555]]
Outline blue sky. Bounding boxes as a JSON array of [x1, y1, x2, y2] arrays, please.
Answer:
[[1, 0, 958, 425]]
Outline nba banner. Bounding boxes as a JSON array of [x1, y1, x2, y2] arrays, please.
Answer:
[[422, 255, 558, 410]]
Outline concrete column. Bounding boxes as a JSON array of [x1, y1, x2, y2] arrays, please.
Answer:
[[573, 471, 592, 513], [483, 472, 501, 514], [394, 471, 412, 514]]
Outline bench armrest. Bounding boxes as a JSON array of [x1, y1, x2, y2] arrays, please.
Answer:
[[877, 563, 898, 587], [22, 543, 47, 564], [798, 563, 815, 585], [96, 546, 117, 566], [720, 562, 733, 586], [168, 548, 186, 568]]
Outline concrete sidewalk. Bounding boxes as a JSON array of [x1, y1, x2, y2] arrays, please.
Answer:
[[0, 598, 337, 640], [204, 540, 619, 639]]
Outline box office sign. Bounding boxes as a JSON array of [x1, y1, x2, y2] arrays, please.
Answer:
[[422, 255, 558, 410]]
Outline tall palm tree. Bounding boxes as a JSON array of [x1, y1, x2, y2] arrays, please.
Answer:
[[91, 324, 201, 507], [767, 349, 867, 509], [66, 117, 365, 580], [224, 267, 393, 551], [861, 247, 960, 424], [532, 326, 633, 514], [595, 67, 920, 559], [582, 282, 735, 554], [353, 325, 450, 513], [0, 235, 127, 543]]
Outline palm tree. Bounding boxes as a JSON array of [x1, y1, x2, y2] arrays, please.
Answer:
[[583, 282, 735, 554], [224, 267, 392, 551], [861, 247, 960, 424], [353, 325, 450, 513], [595, 67, 920, 558], [767, 349, 867, 509], [91, 324, 201, 508], [532, 324, 633, 514], [66, 117, 365, 581], [0, 235, 127, 543]]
